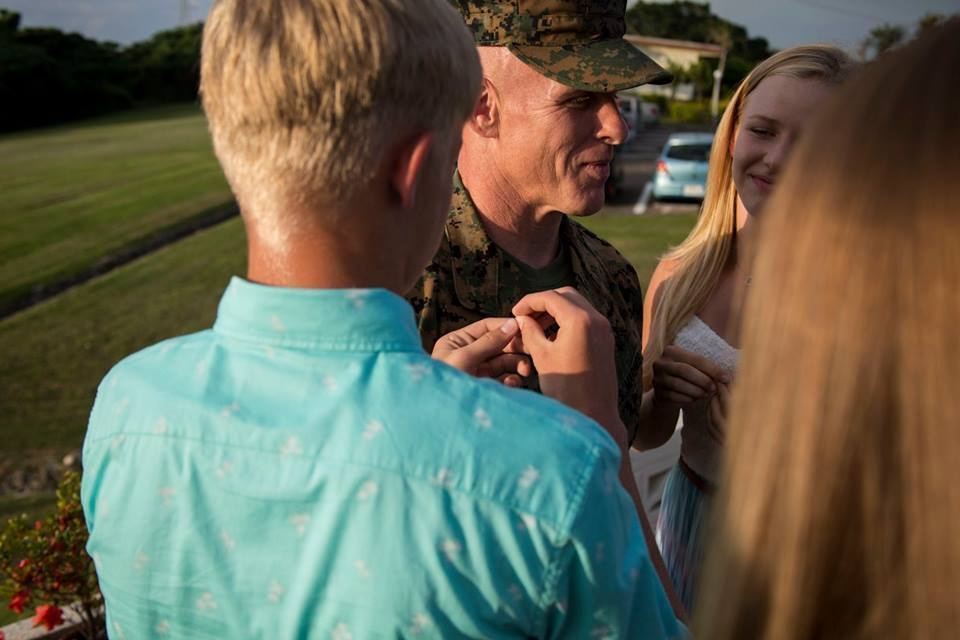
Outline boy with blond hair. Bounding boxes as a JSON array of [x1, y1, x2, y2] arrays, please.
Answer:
[[81, 1, 684, 637]]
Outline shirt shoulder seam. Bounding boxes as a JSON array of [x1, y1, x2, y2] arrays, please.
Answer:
[[533, 441, 603, 634]]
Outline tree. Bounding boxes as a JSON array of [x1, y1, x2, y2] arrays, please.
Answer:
[[666, 62, 688, 100], [0, 27, 131, 131], [707, 22, 732, 51], [916, 13, 949, 37], [688, 59, 715, 100], [860, 23, 905, 60], [0, 8, 19, 39], [123, 23, 204, 104], [0, 15, 202, 132]]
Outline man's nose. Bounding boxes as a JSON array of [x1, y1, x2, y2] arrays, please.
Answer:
[[598, 96, 628, 145]]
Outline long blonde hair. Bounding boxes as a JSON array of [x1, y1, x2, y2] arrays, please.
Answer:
[[643, 45, 853, 382], [695, 19, 960, 639]]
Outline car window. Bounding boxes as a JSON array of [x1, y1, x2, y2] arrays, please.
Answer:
[[665, 143, 711, 162]]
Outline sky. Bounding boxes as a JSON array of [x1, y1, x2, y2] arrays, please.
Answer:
[[3, 0, 959, 52], [645, 0, 960, 50]]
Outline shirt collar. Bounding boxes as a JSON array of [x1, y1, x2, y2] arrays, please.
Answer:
[[447, 171, 501, 313], [214, 277, 423, 351]]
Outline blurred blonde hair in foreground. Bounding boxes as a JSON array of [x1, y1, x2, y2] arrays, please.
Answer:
[[695, 18, 960, 640]]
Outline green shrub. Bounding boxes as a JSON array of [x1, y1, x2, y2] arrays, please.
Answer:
[[0, 471, 103, 638], [665, 100, 712, 124], [644, 94, 670, 114], [664, 99, 731, 124]]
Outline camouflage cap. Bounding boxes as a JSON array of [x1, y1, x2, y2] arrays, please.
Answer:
[[453, 0, 672, 92]]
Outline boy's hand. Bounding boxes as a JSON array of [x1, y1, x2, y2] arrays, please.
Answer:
[[432, 317, 531, 386]]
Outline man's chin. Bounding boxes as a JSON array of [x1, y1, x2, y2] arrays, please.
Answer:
[[562, 190, 605, 217], [565, 207, 602, 218]]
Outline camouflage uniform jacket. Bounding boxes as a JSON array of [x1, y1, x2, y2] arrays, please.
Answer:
[[407, 172, 645, 441]]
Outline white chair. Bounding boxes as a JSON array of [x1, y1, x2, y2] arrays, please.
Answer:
[[630, 418, 682, 528]]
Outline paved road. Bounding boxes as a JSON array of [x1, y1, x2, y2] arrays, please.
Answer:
[[602, 123, 713, 216]]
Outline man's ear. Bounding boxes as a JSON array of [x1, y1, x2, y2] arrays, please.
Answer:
[[391, 131, 434, 210], [466, 78, 500, 138]]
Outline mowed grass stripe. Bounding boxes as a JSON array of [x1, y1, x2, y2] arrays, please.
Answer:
[[0, 217, 246, 455], [0, 104, 232, 311], [579, 213, 693, 288], [9, 167, 229, 254]]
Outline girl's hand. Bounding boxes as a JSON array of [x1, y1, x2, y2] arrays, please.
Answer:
[[651, 345, 730, 408]]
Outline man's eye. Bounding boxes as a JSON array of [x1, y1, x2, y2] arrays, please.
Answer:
[[566, 96, 593, 108]]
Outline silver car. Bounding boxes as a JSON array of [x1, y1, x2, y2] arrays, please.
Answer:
[[652, 132, 713, 201]]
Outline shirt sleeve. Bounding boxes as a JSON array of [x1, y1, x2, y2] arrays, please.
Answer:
[[542, 444, 687, 640], [80, 376, 112, 527]]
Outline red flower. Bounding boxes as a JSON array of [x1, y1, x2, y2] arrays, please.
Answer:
[[32, 604, 65, 631], [17, 559, 29, 570], [34, 520, 43, 531], [8, 590, 29, 614]]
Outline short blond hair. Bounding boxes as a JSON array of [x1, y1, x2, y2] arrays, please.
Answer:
[[201, 0, 480, 216]]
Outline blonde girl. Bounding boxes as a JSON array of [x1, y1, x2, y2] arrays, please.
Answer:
[[638, 45, 855, 611]]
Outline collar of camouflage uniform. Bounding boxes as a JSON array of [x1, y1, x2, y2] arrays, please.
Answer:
[[447, 170, 615, 315]]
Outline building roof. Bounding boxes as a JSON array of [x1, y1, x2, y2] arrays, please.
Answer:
[[625, 34, 726, 57]]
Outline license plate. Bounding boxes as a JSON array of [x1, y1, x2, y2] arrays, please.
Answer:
[[682, 184, 705, 197]]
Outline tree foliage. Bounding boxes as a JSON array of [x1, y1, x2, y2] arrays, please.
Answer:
[[859, 23, 905, 59], [858, 13, 958, 60], [915, 13, 948, 37], [0, 9, 202, 132], [0, 7, 20, 37], [123, 23, 203, 104]]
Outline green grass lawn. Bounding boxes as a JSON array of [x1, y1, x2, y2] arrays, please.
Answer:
[[0, 217, 246, 457], [0, 104, 233, 313], [582, 212, 694, 288]]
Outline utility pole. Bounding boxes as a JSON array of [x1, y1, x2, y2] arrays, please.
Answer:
[[710, 47, 727, 123]]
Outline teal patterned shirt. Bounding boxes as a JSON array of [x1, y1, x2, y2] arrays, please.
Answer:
[[82, 277, 684, 639]]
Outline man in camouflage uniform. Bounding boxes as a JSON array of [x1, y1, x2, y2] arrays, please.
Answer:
[[408, 0, 671, 445]]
